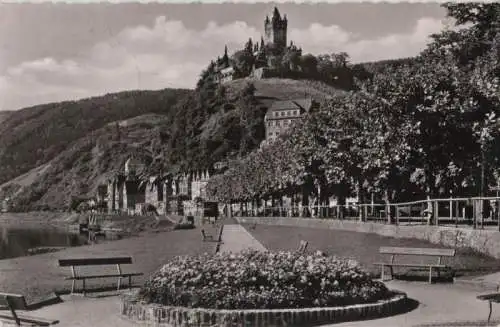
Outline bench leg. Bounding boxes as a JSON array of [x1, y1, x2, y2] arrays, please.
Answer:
[[6, 298, 21, 326], [71, 280, 75, 294], [117, 277, 121, 291], [428, 266, 433, 284], [488, 300, 493, 323], [82, 279, 86, 296], [381, 264, 385, 281], [129, 276, 132, 289], [389, 266, 394, 280]]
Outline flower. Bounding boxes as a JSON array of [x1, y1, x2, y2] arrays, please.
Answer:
[[136, 250, 390, 309]]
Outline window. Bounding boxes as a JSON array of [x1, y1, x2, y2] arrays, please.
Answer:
[[276, 121, 280, 126], [287, 111, 291, 116], [158, 187, 164, 201], [293, 110, 298, 115]]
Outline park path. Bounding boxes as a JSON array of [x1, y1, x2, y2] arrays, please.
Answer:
[[329, 280, 499, 327], [218, 224, 267, 253], [11, 292, 136, 327]]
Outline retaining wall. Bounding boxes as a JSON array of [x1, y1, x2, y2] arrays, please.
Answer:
[[121, 291, 407, 327], [235, 217, 500, 259]]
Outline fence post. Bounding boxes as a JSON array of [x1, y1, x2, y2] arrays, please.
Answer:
[[449, 197, 453, 222], [473, 199, 478, 229], [395, 204, 399, 225], [480, 198, 484, 229], [434, 200, 439, 226], [386, 202, 391, 224]]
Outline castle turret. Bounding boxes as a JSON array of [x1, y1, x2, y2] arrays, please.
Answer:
[[222, 45, 229, 67], [264, 7, 287, 51]]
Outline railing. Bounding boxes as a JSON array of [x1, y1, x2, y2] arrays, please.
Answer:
[[229, 196, 500, 230]]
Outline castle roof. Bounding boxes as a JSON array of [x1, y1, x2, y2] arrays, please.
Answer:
[[267, 98, 315, 113], [273, 7, 281, 20]]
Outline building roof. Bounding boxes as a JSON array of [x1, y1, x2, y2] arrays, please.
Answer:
[[267, 98, 314, 113], [219, 66, 234, 74]]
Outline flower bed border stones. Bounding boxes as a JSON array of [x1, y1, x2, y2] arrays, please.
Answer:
[[120, 289, 408, 327]]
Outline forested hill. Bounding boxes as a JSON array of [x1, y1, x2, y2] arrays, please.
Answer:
[[0, 111, 13, 126], [0, 78, 344, 211], [0, 89, 191, 186]]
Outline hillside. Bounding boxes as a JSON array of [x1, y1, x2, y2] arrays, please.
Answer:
[[227, 78, 344, 106], [157, 78, 346, 173], [0, 78, 344, 210], [0, 114, 168, 210], [0, 111, 13, 126], [0, 88, 191, 186]]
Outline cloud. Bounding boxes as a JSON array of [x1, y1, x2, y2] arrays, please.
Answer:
[[290, 17, 444, 62], [0, 16, 444, 110]]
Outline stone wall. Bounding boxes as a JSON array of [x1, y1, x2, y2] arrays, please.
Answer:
[[235, 217, 500, 259], [121, 291, 407, 327]]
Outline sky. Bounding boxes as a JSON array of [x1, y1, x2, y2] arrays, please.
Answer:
[[0, 2, 449, 111]]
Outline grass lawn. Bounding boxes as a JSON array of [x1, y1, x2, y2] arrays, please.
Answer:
[[244, 224, 500, 278], [0, 224, 220, 304]]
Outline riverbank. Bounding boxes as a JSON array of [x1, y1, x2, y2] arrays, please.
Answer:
[[0, 211, 179, 235]]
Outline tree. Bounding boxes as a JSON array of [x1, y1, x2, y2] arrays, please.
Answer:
[[299, 54, 318, 76]]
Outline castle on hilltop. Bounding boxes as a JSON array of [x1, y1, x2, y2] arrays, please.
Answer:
[[213, 7, 303, 84], [263, 7, 288, 53]]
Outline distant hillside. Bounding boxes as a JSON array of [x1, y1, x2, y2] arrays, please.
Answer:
[[0, 78, 344, 210], [0, 89, 191, 185], [1, 114, 168, 210], [0, 111, 13, 126]]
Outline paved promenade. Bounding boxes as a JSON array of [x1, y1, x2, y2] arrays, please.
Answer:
[[23, 293, 136, 327], [331, 280, 499, 327], [218, 224, 267, 253]]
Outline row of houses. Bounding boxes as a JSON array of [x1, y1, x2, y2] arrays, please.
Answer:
[[94, 157, 216, 215]]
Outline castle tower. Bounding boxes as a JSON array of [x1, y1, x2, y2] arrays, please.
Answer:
[[264, 7, 287, 51]]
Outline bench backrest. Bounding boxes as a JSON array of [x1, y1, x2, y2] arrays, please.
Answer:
[[379, 246, 456, 257], [58, 257, 133, 267], [298, 240, 308, 253], [0, 292, 28, 310]]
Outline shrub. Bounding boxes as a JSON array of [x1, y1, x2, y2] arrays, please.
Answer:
[[173, 222, 195, 230], [137, 249, 391, 310]]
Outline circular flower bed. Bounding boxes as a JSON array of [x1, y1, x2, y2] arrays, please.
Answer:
[[137, 249, 392, 310]]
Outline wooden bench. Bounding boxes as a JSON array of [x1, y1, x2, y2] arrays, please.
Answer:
[[477, 291, 500, 323], [58, 257, 143, 295], [201, 229, 216, 242], [297, 240, 309, 254], [374, 246, 456, 283], [0, 292, 59, 326]]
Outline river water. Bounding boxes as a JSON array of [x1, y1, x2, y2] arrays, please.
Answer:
[[0, 226, 87, 259]]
